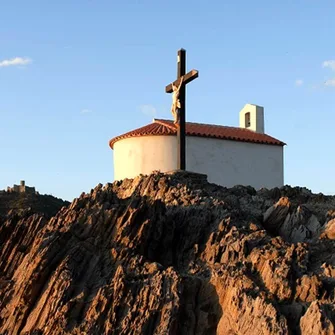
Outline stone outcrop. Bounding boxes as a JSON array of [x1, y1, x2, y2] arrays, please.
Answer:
[[1, 171, 335, 334]]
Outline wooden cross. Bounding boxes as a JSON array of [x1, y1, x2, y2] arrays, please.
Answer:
[[165, 48, 199, 170]]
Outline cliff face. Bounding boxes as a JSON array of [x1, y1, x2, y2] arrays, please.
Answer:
[[1, 171, 335, 335]]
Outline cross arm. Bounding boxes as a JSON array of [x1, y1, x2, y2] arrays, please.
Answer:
[[165, 69, 199, 93]]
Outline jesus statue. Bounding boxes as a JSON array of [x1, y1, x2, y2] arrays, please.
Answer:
[[170, 77, 183, 124]]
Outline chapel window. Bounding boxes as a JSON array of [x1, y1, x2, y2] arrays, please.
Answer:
[[245, 112, 251, 128]]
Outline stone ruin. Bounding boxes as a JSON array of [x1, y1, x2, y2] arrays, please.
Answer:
[[6, 180, 37, 195]]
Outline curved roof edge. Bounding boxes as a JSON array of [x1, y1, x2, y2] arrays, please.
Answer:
[[109, 119, 286, 149]]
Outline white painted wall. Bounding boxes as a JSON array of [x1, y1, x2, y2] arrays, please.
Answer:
[[113, 136, 177, 181], [187, 136, 283, 189], [113, 135, 284, 189]]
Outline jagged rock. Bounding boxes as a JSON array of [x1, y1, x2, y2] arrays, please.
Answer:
[[263, 197, 322, 243], [321, 219, 335, 240], [295, 275, 322, 302], [263, 197, 291, 234], [1, 171, 335, 334], [300, 301, 335, 335]]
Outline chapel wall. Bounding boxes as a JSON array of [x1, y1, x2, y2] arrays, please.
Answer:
[[113, 135, 177, 180], [186, 136, 284, 189], [113, 135, 284, 189]]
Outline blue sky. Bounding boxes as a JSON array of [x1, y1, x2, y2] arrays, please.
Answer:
[[0, 0, 334, 201]]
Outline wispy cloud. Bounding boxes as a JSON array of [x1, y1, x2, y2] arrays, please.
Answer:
[[0, 57, 32, 68], [323, 60, 335, 71], [80, 109, 93, 114], [139, 104, 157, 118], [322, 60, 335, 87], [295, 79, 304, 86], [324, 79, 335, 87]]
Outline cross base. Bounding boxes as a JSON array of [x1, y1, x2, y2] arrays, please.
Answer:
[[165, 169, 208, 182]]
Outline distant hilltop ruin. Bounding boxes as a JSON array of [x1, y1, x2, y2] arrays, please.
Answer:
[[6, 180, 38, 195]]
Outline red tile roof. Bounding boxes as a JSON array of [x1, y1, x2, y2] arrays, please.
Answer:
[[109, 119, 285, 149]]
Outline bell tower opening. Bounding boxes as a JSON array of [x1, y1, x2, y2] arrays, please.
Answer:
[[245, 112, 251, 128]]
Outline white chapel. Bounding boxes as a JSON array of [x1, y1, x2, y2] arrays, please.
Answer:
[[109, 104, 285, 190]]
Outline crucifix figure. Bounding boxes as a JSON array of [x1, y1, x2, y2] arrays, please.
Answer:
[[165, 48, 199, 170], [170, 77, 183, 124]]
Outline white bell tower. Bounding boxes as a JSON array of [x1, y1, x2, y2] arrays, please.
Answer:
[[239, 104, 264, 134]]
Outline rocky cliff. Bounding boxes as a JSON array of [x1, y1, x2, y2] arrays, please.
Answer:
[[1, 171, 335, 335]]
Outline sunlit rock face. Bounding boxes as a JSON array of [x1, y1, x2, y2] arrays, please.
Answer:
[[1, 171, 335, 335]]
